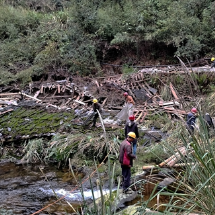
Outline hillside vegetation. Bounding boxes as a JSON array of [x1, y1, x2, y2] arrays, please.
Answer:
[[0, 0, 215, 85]]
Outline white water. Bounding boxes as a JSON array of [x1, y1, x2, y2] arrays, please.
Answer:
[[40, 187, 116, 201]]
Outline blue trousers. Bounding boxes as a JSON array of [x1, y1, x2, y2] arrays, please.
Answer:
[[132, 139, 137, 155]]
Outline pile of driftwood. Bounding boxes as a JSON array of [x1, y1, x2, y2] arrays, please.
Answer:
[[0, 72, 188, 124]]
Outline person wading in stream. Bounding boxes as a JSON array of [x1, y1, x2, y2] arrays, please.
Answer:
[[186, 107, 198, 134], [119, 132, 136, 194], [92, 98, 102, 127], [124, 115, 139, 156]]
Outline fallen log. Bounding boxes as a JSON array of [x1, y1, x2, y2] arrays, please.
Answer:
[[142, 162, 195, 170], [159, 147, 187, 167]]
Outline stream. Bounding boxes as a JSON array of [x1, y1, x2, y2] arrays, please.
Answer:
[[0, 126, 168, 215], [0, 161, 108, 215]]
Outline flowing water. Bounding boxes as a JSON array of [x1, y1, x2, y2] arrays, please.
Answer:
[[0, 161, 107, 215]]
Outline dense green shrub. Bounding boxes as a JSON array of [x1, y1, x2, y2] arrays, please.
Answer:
[[1, 0, 215, 87]]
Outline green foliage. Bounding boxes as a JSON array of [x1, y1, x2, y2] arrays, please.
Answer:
[[193, 73, 207, 86], [121, 64, 136, 78], [45, 134, 80, 163], [0, 68, 15, 85], [157, 118, 215, 214], [139, 144, 167, 164], [1, 0, 215, 86]]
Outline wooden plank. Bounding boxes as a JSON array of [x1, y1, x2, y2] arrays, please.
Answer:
[[136, 111, 143, 122], [170, 82, 179, 100], [61, 85, 66, 92], [40, 85, 44, 93], [159, 147, 187, 167], [134, 111, 139, 117], [74, 100, 85, 105], [0, 109, 13, 115], [102, 98, 108, 107], [0, 93, 20, 96], [95, 80, 100, 88], [0, 97, 21, 100], [33, 90, 40, 99], [21, 92, 59, 109], [140, 111, 147, 123], [57, 85, 61, 94], [64, 98, 72, 106]]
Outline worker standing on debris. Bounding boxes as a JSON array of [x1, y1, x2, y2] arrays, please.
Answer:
[[124, 115, 139, 155], [124, 92, 135, 120], [119, 132, 136, 194], [92, 98, 102, 127], [211, 57, 215, 68], [186, 108, 198, 134]]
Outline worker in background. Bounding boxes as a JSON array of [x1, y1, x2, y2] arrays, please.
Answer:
[[92, 98, 102, 127], [204, 113, 214, 136], [211, 57, 215, 68], [123, 92, 135, 120], [119, 132, 136, 194], [186, 108, 198, 134], [124, 115, 139, 156]]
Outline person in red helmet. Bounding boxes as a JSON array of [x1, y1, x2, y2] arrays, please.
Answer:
[[124, 115, 139, 155], [186, 108, 198, 134]]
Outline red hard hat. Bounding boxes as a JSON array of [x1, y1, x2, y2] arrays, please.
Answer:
[[123, 92, 128, 96], [191, 108, 197, 113], [129, 115, 135, 121]]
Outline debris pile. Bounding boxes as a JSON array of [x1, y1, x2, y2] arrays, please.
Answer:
[[0, 73, 188, 124]]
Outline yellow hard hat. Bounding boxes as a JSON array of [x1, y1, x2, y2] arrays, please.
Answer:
[[211, 57, 215, 62], [93, 98, 98, 103], [127, 132, 136, 139]]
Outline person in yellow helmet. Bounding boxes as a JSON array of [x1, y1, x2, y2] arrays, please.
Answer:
[[92, 98, 102, 127], [119, 131, 136, 194], [211, 57, 215, 68]]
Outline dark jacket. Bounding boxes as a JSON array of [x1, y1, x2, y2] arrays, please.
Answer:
[[93, 103, 101, 113], [204, 113, 214, 128], [124, 121, 139, 138], [211, 62, 215, 68], [119, 139, 135, 166], [186, 112, 196, 128]]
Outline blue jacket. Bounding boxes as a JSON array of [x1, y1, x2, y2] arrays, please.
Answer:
[[187, 112, 196, 127]]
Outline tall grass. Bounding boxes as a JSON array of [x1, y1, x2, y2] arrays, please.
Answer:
[[156, 114, 215, 214]]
